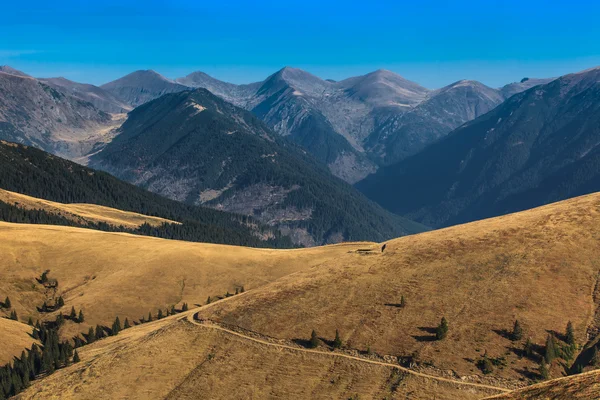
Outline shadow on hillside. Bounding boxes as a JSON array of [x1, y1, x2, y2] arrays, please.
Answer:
[[546, 329, 566, 342], [492, 328, 512, 340], [292, 338, 313, 348], [515, 367, 541, 381], [412, 327, 437, 342], [384, 303, 404, 308]]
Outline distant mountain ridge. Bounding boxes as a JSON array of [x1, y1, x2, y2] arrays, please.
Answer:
[[90, 88, 427, 246], [357, 66, 600, 227], [40, 77, 132, 113], [101, 70, 190, 107]]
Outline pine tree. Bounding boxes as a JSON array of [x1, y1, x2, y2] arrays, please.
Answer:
[[69, 306, 76, 320], [565, 321, 576, 347], [235, 287, 239, 295], [182, 303, 189, 311], [148, 311, 153, 322], [87, 327, 95, 344], [206, 296, 211, 305], [73, 350, 80, 363], [112, 316, 121, 335], [400, 295, 406, 308], [436, 317, 448, 340], [240, 286, 245, 293], [9, 310, 17, 321], [56, 296, 64, 308], [544, 334, 558, 364], [157, 309, 164, 319], [309, 330, 319, 348], [95, 325, 103, 340], [479, 351, 493, 374], [333, 329, 342, 349], [27, 317, 33, 326], [524, 337, 534, 358], [512, 320, 523, 341], [170, 305, 176, 315], [539, 361, 550, 380], [3, 296, 10, 309], [124, 318, 131, 329], [78, 309, 84, 323]]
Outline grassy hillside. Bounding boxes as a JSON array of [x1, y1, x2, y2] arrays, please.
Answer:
[[0, 318, 37, 365], [485, 369, 600, 399], [198, 192, 600, 383], [0, 140, 292, 247], [0, 189, 176, 228], [14, 312, 503, 400], [0, 221, 362, 341]]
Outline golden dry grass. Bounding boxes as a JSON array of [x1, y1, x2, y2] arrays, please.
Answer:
[[0, 221, 366, 340], [6, 192, 600, 398], [0, 188, 176, 228], [484, 369, 600, 399], [0, 318, 38, 364], [16, 312, 501, 400], [198, 192, 600, 383]]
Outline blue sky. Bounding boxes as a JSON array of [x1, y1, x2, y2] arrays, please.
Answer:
[[1, 0, 599, 88]]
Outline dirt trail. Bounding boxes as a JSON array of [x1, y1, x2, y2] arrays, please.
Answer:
[[181, 308, 510, 394]]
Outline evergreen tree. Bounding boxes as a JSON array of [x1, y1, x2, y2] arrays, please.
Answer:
[[9, 310, 17, 321], [400, 295, 406, 308], [95, 325, 104, 340], [206, 296, 211, 305], [3, 296, 10, 309], [124, 318, 131, 329], [27, 317, 33, 326], [240, 286, 245, 293], [523, 337, 534, 358], [235, 288, 239, 295], [565, 321, 576, 347], [111, 316, 121, 335], [69, 306, 76, 320], [309, 330, 319, 348], [170, 305, 176, 315], [479, 352, 493, 374], [544, 334, 558, 364], [182, 303, 189, 311], [87, 327, 95, 344], [73, 350, 80, 363], [435, 317, 448, 340], [333, 329, 342, 349], [56, 296, 64, 308], [539, 361, 550, 380], [157, 309, 164, 319], [147, 311, 153, 322], [78, 309, 84, 323], [512, 320, 523, 341]]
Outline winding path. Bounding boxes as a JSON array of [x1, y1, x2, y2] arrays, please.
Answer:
[[182, 309, 511, 394]]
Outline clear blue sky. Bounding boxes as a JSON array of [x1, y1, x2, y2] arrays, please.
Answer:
[[1, 0, 599, 88]]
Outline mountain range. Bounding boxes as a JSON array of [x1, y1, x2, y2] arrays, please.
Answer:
[[101, 67, 553, 183], [357, 67, 600, 227], [89, 88, 425, 246]]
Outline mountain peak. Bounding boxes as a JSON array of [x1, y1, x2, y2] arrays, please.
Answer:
[[0, 65, 30, 77]]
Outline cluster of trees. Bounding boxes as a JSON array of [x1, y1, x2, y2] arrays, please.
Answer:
[[307, 329, 343, 350], [1, 297, 11, 309], [0, 317, 80, 399], [0, 141, 294, 248]]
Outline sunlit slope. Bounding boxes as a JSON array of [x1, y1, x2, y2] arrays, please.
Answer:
[[198, 192, 600, 381], [0, 318, 38, 365], [0, 188, 177, 228], [484, 369, 600, 399], [16, 311, 501, 400], [0, 222, 366, 339]]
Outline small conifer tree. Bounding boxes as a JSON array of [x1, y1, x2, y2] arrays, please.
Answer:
[[147, 311, 153, 322], [512, 320, 523, 341], [565, 321, 576, 347], [78, 309, 85, 323], [206, 296, 211, 305], [157, 309, 164, 319], [87, 327, 95, 343], [544, 334, 558, 364], [4, 296, 10, 309], [524, 337, 534, 358], [309, 330, 319, 348], [182, 303, 189, 311], [539, 361, 550, 380], [27, 316, 34, 326], [69, 306, 76, 320], [73, 350, 80, 363], [333, 329, 342, 349], [479, 351, 493, 374], [124, 318, 131, 329], [57, 296, 64, 308], [400, 295, 406, 308], [436, 317, 448, 340], [10, 310, 18, 321]]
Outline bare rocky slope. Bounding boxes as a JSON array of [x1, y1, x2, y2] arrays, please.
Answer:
[[0, 70, 117, 159], [40, 77, 132, 113]]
